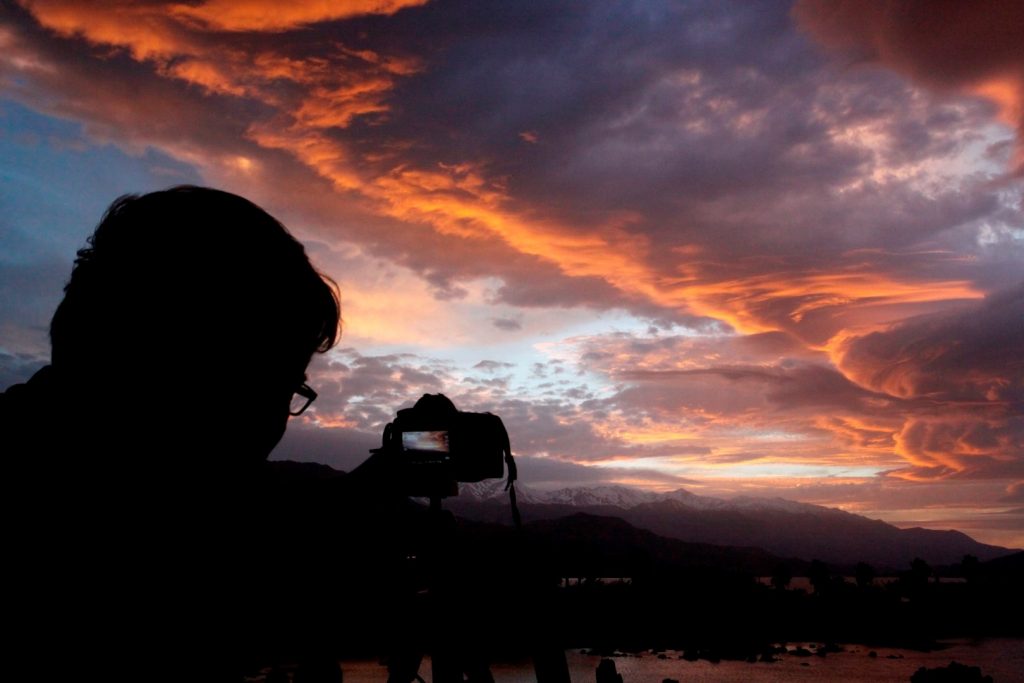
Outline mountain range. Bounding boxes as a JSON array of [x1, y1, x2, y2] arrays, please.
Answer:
[[448, 481, 1017, 569]]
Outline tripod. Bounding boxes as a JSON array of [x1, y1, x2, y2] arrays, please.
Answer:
[[385, 494, 570, 683]]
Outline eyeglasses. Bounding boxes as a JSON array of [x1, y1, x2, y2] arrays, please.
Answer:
[[289, 383, 317, 416]]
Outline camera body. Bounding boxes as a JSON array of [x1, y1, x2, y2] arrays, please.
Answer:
[[382, 394, 510, 497]]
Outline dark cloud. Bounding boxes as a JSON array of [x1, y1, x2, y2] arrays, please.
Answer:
[[794, 0, 1024, 172], [490, 317, 521, 331], [489, 270, 630, 312], [473, 360, 514, 372], [365, 0, 1004, 251], [569, 331, 872, 420]]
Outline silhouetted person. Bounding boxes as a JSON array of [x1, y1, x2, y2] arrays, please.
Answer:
[[1, 187, 396, 681]]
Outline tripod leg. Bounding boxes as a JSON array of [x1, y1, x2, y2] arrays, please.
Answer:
[[430, 648, 462, 683], [386, 652, 423, 683], [533, 646, 571, 683], [464, 659, 495, 683]]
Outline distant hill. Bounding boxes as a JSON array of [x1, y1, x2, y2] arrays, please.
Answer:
[[512, 512, 806, 578], [450, 481, 1017, 570], [983, 550, 1024, 574]]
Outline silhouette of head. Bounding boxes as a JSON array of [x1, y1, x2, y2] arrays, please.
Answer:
[[49, 186, 341, 465]]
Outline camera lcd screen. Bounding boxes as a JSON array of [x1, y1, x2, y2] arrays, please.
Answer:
[[402, 430, 450, 453]]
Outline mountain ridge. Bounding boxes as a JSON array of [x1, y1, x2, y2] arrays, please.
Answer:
[[451, 480, 1017, 569]]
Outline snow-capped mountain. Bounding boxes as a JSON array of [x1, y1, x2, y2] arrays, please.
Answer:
[[528, 484, 664, 508], [460, 481, 819, 514], [461, 480, 666, 507], [450, 481, 1015, 568]]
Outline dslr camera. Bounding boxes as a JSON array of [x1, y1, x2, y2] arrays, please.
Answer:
[[377, 394, 516, 498]]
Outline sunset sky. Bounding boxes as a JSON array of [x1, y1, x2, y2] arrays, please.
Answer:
[[1, 1, 1021, 547]]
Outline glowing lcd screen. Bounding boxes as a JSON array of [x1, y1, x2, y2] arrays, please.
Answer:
[[402, 431, 450, 452]]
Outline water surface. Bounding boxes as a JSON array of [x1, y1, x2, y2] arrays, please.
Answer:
[[331, 638, 1023, 682]]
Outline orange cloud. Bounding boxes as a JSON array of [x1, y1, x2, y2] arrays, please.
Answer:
[[835, 284, 1023, 402], [170, 0, 428, 32], [19, 0, 429, 46], [7, 0, 1020, 505], [15, 0, 994, 356], [564, 311, 1020, 484], [295, 81, 396, 128], [678, 270, 982, 343], [974, 77, 1023, 131], [815, 415, 897, 453], [162, 58, 249, 97], [247, 116, 985, 352], [17, 0, 421, 111], [891, 415, 1020, 478], [18, 1, 187, 60]]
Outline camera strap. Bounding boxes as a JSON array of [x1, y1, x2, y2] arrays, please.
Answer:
[[500, 426, 522, 530]]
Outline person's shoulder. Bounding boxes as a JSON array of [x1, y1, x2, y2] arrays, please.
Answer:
[[1, 366, 63, 473], [1, 365, 56, 415], [264, 459, 347, 484]]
